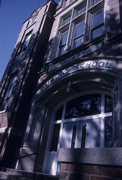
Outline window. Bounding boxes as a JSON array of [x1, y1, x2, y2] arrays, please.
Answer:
[[57, 0, 104, 55], [73, 20, 85, 48], [21, 31, 32, 51], [50, 93, 113, 151], [5, 76, 17, 99], [90, 9, 104, 39], [61, 13, 71, 26], [74, 3, 86, 17], [90, 0, 101, 7], [59, 29, 69, 55]]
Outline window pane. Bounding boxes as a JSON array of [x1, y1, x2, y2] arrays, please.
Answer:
[[55, 106, 63, 120], [91, 10, 104, 28], [105, 95, 112, 113], [73, 36, 84, 48], [50, 124, 61, 151], [105, 117, 113, 147], [60, 30, 68, 45], [90, 0, 101, 6], [22, 32, 32, 50], [74, 21, 84, 38], [61, 14, 71, 26], [75, 4, 86, 17], [65, 94, 101, 119], [91, 25, 104, 39]]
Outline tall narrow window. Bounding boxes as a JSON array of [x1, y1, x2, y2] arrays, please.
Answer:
[[59, 29, 68, 55], [90, 9, 104, 39], [73, 20, 85, 48], [21, 31, 32, 51]]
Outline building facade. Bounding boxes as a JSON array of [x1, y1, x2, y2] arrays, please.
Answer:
[[0, 0, 122, 179]]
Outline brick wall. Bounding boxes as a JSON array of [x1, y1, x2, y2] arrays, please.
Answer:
[[59, 163, 122, 180]]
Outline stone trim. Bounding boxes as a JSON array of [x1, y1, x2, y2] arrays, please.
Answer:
[[58, 148, 122, 166]]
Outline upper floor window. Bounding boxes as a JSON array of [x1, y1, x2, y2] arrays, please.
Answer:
[[61, 13, 71, 27], [89, 0, 101, 7], [57, 0, 104, 56], [21, 31, 32, 52], [73, 20, 85, 48], [90, 8, 104, 39], [59, 29, 69, 55]]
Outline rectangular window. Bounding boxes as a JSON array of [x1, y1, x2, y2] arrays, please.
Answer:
[[21, 31, 32, 51], [73, 20, 85, 48], [57, 0, 104, 56], [74, 3, 86, 17], [59, 29, 68, 55], [90, 0, 101, 7], [90, 9, 104, 39], [61, 13, 71, 27]]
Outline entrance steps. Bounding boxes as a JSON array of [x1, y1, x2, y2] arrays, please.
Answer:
[[0, 168, 59, 180]]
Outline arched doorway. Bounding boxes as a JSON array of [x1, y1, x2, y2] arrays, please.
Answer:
[[43, 92, 113, 175]]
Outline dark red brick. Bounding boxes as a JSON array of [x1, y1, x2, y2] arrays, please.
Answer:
[[91, 176, 113, 180], [81, 165, 102, 175], [103, 167, 122, 178]]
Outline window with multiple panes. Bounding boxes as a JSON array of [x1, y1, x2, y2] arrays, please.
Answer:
[[57, 0, 104, 55], [50, 93, 113, 151]]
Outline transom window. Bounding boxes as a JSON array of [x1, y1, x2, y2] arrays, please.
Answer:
[[57, 0, 104, 55], [50, 93, 113, 151]]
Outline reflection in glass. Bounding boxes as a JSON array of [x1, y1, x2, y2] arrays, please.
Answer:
[[65, 94, 101, 118], [105, 117, 113, 147]]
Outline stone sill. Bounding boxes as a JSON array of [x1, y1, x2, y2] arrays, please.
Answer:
[[58, 148, 122, 166]]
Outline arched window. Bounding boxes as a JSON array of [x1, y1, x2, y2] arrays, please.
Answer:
[[50, 93, 113, 150]]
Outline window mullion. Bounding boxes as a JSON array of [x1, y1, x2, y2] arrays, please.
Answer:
[[84, 0, 90, 41]]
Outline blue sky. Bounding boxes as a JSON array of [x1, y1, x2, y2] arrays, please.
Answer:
[[0, 0, 59, 81]]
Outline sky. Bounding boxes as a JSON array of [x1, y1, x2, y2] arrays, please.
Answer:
[[0, 0, 59, 81]]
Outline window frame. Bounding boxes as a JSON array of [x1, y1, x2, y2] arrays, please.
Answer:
[[57, 0, 104, 56], [49, 91, 113, 151]]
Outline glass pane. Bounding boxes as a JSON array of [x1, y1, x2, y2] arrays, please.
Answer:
[[23, 32, 32, 50], [75, 4, 86, 17], [85, 119, 101, 147], [105, 117, 113, 147], [61, 123, 73, 148], [105, 95, 112, 113], [55, 106, 63, 120], [61, 14, 71, 26], [65, 94, 101, 119], [91, 25, 104, 39], [50, 124, 61, 151], [59, 45, 65, 55], [92, 10, 104, 28], [60, 30, 68, 45], [73, 36, 84, 48], [74, 21, 84, 38], [90, 0, 101, 6]]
